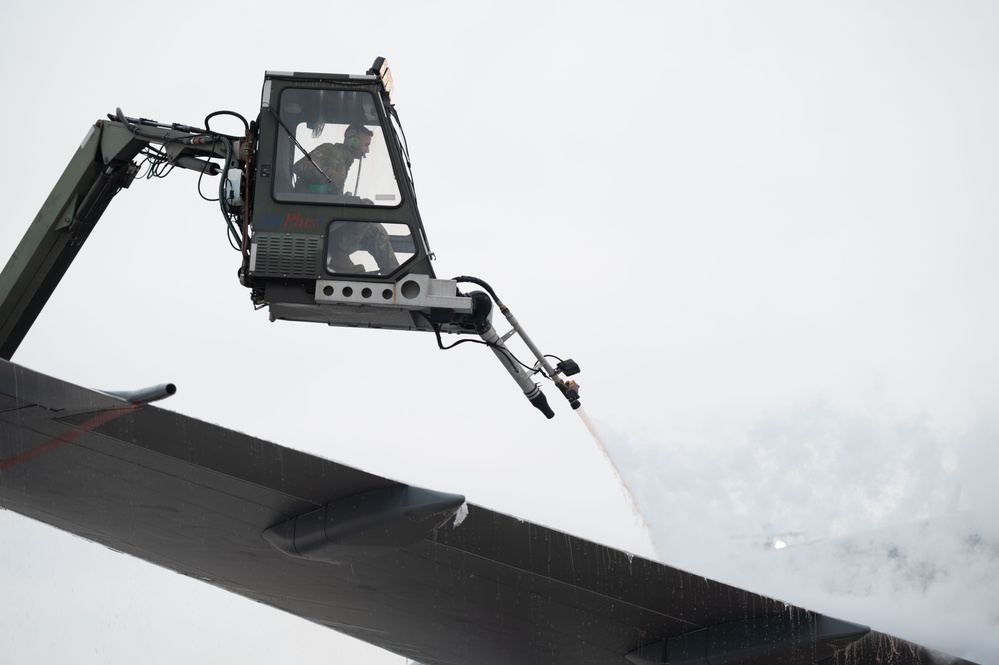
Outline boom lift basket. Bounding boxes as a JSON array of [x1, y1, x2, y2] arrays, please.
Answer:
[[247, 63, 462, 332]]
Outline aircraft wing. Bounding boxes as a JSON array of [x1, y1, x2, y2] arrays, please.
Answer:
[[0, 359, 974, 665]]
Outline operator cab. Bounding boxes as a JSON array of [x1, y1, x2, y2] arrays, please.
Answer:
[[245, 59, 467, 330]]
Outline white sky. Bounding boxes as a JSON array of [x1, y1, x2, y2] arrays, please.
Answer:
[[1, 1, 997, 662]]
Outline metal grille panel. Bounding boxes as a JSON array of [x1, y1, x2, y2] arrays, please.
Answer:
[[253, 234, 320, 278]]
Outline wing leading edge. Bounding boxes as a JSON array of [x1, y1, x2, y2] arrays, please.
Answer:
[[0, 359, 975, 664]]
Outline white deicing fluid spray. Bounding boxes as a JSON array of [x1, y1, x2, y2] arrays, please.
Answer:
[[575, 405, 660, 559]]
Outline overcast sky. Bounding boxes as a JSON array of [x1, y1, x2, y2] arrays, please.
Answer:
[[1, 1, 997, 663]]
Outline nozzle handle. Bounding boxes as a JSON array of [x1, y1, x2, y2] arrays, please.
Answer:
[[529, 391, 555, 419]]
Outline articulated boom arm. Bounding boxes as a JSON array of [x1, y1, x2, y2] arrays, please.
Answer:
[[0, 111, 247, 359]]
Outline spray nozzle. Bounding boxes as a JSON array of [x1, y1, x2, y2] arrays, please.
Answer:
[[557, 379, 581, 410]]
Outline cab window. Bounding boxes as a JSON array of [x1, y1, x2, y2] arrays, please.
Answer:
[[326, 220, 415, 276], [272, 88, 401, 207]]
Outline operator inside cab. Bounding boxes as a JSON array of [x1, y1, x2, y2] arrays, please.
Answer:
[[291, 121, 399, 274], [293, 124, 373, 197]]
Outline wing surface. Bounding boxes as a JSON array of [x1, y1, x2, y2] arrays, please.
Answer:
[[0, 359, 974, 665]]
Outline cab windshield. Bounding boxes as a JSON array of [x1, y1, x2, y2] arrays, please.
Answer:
[[272, 88, 401, 207]]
